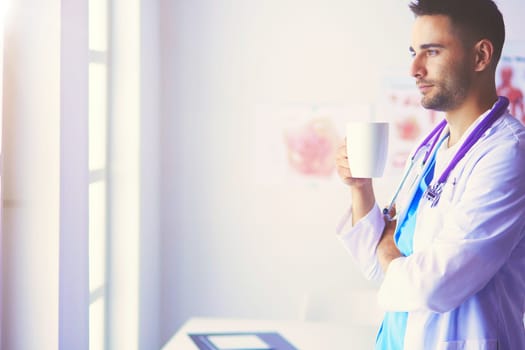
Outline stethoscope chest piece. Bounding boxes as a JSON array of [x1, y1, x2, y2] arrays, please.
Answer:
[[383, 96, 509, 218], [424, 183, 443, 208]]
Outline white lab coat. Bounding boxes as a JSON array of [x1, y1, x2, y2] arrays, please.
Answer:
[[338, 111, 525, 350]]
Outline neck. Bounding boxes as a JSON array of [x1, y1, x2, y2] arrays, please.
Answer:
[[445, 90, 498, 147]]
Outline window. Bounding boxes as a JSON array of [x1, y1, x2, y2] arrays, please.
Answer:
[[88, 0, 149, 347], [88, 0, 109, 348]]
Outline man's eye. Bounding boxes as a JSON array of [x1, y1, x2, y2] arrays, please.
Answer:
[[427, 49, 439, 56]]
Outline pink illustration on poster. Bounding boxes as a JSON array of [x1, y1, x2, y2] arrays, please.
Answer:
[[496, 42, 525, 125], [254, 103, 372, 186], [377, 76, 444, 180]]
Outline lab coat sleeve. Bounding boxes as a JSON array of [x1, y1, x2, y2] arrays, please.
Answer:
[[337, 203, 386, 282], [377, 139, 525, 313]]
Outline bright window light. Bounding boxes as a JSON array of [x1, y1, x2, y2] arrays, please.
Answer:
[[89, 181, 107, 293], [89, 298, 106, 350], [89, 62, 108, 171], [89, 0, 108, 51]]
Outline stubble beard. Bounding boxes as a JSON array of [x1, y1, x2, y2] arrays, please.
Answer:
[[421, 87, 467, 111], [420, 64, 471, 112]]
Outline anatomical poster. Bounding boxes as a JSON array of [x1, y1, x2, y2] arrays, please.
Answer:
[[377, 76, 444, 180], [254, 103, 372, 186], [497, 42, 525, 125]]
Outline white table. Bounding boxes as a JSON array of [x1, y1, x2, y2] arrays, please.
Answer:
[[162, 317, 377, 350]]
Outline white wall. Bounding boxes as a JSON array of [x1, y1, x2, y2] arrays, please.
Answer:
[[158, 0, 524, 345], [498, 0, 525, 44], [158, 0, 412, 342]]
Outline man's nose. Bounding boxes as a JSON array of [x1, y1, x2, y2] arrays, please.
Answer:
[[410, 55, 426, 79]]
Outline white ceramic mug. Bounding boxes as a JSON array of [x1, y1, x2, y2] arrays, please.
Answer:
[[346, 121, 389, 178]]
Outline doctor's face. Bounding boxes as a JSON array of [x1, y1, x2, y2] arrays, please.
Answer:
[[409, 15, 473, 111]]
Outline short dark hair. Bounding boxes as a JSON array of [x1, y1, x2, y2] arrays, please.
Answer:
[[409, 0, 505, 66]]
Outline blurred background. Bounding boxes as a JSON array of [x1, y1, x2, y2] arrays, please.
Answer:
[[1, 0, 524, 349]]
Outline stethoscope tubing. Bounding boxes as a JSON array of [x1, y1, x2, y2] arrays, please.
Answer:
[[383, 96, 510, 220], [383, 120, 447, 221]]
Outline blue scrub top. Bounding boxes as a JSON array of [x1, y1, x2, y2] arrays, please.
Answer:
[[375, 135, 446, 350]]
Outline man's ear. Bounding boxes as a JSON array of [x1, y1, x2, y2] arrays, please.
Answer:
[[474, 39, 494, 72]]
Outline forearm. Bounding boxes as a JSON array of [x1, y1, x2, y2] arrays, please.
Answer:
[[376, 234, 403, 272], [337, 203, 386, 282], [351, 180, 376, 225]]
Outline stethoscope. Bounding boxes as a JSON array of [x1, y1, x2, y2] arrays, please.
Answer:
[[383, 96, 510, 221]]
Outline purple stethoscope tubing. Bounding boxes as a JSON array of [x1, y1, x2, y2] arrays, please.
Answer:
[[383, 96, 509, 219], [382, 121, 445, 219], [433, 96, 509, 188]]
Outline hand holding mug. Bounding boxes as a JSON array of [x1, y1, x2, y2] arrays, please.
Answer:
[[336, 121, 389, 186]]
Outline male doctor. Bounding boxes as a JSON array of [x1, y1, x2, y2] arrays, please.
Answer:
[[335, 0, 525, 349]]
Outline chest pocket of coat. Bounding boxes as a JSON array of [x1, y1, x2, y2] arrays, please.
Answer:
[[438, 179, 457, 205], [413, 175, 457, 250], [438, 339, 498, 350]]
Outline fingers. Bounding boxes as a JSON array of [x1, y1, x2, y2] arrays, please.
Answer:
[[337, 165, 353, 186], [387, 204, 396, 217], [383, 204, 397, 223], [335, 143, 350, 169], [335, 143, 348, 161], [382, 215, 397, 237], [335, 142, 353, 185]]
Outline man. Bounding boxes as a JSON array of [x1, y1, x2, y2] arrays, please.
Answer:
[[335, 0, 525, 349]]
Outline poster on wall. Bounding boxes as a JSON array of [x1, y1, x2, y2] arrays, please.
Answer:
[[376, 76, 444, 183], [254, 103, 373, 187], [253, 89, 444, 193], [497, 41, 525, 125]]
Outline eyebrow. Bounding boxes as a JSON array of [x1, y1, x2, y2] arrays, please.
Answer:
[[409, 43, 446, 54]]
